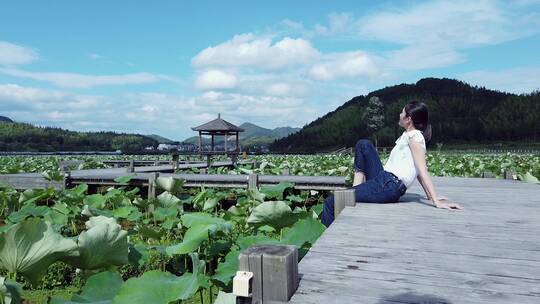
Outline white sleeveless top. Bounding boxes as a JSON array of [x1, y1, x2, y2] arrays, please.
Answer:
[[383, 129, 426, 189]]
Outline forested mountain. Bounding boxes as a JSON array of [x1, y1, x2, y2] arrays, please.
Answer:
[[271, 78, 540, 152], [0, 120, 158, 153]]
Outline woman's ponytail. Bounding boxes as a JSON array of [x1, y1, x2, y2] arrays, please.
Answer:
[[421, 124, 432, 143], [405, 101, 432, 143]]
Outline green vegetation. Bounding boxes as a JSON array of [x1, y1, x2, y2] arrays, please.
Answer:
[[0, 157, 328, 303], [0, 120, 158, 153]]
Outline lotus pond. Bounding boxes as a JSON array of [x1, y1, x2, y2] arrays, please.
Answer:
[[0, 152, 539, 303]]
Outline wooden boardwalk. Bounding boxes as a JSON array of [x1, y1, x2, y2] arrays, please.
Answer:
[[290, 176, 540, 304], [0, 160, 253, 190], [0, 160, 347, 191]]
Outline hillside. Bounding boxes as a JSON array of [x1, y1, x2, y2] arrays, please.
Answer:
[[147, 134, 175, 144], [0, 120, 158, 152], [0, 116, 13, 123], [183, 122, 299, 147], [270, 78, 540, 152]]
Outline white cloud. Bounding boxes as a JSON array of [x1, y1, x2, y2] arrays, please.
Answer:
[[358, 0, 523, 47], [0, 41, 38, 65], [386, 44, 465, 70], [192, 34, 320, 70], [458, 67, 540, 94], [314, 12, 354, 36], [0, 68, 162, 88], [0, 83, 105, 110], [279, 1, 539, 73], [122, 91, 313, 138], [309, 51, 380, 81], [264, 83, 291, 96], [195, 69, 238, 90], [352, 0, 540, 71], [0, 82, 322, 140]]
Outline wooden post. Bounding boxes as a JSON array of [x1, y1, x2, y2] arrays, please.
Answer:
[[59, 161, 69, 174], [224, 132, 228, 152], [505, 170, 517, 180], [237, 245, 299, 303], [334, 189, 355, 218], [172, 154, 179, 170], [127, 160, 135, 173], [62, 171, 71, 190], [248, 173, 258, 190], [206, 154, 212, 168], [211, 134, 215, 152], [281, 168, 290, 175], [236, 131, 239, 152], [148, 172, 158, 199], [482, 171, 495, 178], [198, 132, 202, 153], [199, 168, 207, 174]]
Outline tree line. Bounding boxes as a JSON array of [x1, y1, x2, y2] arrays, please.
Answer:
[[0, 121, 158, 153]]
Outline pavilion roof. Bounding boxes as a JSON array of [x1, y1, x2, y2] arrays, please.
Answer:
[[191, 114, 244, 132]]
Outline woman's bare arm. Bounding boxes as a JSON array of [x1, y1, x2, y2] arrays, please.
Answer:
[[416, 175, 432, 200], [409, 140, 462, 210]]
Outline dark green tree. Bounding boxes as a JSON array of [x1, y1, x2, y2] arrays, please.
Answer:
[[363, 96, 385, 147]]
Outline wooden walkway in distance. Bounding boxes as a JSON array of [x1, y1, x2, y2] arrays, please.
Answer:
[[290, 176, 540, 304], [0, 160, 348, 191], [0, 160, 254, 190]]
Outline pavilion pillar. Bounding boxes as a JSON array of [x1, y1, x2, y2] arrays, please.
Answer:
[[224, 132, 228, 152], [211, 134, 214, 152], [236, 131, 239, 152], [198, 132, 202, 153]]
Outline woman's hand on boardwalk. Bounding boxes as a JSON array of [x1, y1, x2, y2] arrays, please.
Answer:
[[434, 198, 462, 210]]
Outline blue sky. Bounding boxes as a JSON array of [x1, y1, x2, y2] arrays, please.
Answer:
[[1, 0, 539, 140]]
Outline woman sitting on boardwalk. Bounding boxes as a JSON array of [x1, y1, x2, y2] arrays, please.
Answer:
[[321, 101, 462, 227]]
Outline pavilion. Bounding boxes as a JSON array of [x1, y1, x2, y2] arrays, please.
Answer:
[[191, 114, 244, 167]]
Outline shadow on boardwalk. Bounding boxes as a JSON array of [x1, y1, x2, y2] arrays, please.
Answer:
[[377, 292, 452, 303]]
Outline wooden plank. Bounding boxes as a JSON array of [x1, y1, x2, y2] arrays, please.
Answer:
[[127, 160, 135, 173], [289, 177, 540, 303], [248, 174, 258, 190], [333, 189, 355, 217], [147, 172, 158, 199], [0, 175, 64, 190]]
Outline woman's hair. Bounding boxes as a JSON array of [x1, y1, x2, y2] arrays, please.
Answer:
[[404, 101, 432, 143]]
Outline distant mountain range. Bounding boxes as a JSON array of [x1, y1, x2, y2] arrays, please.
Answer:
[[146, 134, 176, 144], [183, 122, 300, 146]]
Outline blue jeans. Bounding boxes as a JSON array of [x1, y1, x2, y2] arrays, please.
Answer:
[[321, 139, 407, 227]]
